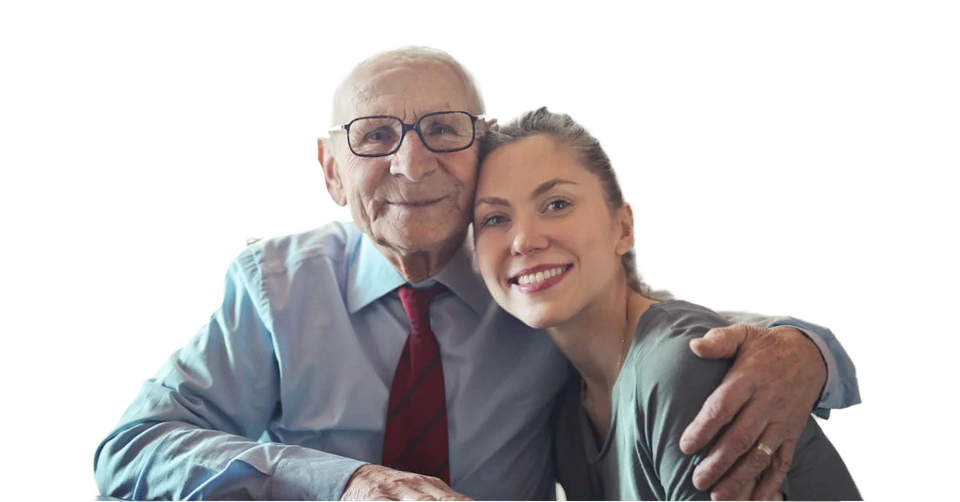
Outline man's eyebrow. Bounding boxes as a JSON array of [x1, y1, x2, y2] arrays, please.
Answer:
[[475, 179, 578, 208]]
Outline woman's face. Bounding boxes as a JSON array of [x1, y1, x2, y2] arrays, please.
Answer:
[[473, 134, 633, 329]]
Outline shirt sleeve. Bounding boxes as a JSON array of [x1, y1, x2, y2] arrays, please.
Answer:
[[93, 248, 366, 500], [718, 312, 861, 418]]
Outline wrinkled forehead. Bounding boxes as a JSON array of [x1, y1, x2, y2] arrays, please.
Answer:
[[336, 61, 474, 122]]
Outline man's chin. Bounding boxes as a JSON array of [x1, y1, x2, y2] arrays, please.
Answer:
[[373, 223, 467, 254]]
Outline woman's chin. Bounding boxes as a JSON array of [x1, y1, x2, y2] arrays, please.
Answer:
[[510, 306, 565, 330]]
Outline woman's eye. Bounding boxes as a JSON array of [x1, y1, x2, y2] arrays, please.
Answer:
[[481, 215, 508, 227], [545, 199, 571, 212]]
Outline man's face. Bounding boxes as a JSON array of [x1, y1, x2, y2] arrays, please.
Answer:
[[321, 61, 481, 256]]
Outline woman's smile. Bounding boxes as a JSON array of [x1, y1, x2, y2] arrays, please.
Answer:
[[509, 263, 574, 293]]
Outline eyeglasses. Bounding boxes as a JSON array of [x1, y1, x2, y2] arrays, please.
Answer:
[[328, 110, 485, 158]]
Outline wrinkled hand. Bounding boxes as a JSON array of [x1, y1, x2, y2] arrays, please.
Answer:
[[341, 464, 473, 501], [730, 479, 783, 501], [680, 324, 826, 501]]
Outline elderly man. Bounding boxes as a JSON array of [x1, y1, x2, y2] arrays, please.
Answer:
[[95, 47, 859, 500]]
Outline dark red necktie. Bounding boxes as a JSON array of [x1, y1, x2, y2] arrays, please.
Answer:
[[382, 283, 451, 483]]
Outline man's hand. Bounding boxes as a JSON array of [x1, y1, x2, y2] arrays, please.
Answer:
[[341, 464, 473, 501], [679, 324, 826, 501], [730, 479, 784, 501]]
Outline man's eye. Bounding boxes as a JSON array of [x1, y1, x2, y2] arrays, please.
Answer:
[[427, 124, 453, 135], [364, 129, 394, 142]]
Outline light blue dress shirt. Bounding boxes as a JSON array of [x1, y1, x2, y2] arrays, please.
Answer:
[[94, 221, 860, 500]]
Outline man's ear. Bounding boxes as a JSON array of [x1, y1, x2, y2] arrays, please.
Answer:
[[318, 138, 347, 207], [479, 117, 498, 135], [615, 203, 635, 256]]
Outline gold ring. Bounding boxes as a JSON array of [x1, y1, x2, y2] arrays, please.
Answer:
[[756, 442, 775, 457]]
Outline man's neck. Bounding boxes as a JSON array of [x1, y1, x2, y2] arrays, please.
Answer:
[[374, 232, 467, 283]]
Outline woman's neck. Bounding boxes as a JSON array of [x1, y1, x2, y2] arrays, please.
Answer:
[[545, 276, 654, 401]]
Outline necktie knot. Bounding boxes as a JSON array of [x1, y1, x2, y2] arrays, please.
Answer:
[[398, 283, 447, 333]]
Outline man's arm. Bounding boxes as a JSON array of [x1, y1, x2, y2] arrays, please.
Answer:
[[719, 312, 861, 415], [95, 248, 471, 501], [679, 314, 860, 500], [94, 252, 365, 500]]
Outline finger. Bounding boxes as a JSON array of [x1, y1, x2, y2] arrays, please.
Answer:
[[725, 478, 757, 501], [681, 372, 754, 455], [691, 399, 768, 490], [689, 325, 751, 360], [420, 477, 469, 501], [708, 425, 783, 500], [395, 487, 438, 502], [752, 439, 796, 501]]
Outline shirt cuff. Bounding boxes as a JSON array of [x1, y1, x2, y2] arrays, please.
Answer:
[[270, 446, 368, 500]]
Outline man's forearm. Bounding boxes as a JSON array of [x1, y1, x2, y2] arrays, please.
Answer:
[[95, 420, 366, 500]]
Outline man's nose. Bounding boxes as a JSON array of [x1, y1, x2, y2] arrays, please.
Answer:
[[390, 130, 439, 182], [511, 218, 549, 256]]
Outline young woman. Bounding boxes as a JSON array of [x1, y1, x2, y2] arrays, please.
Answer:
[[472, 108, 860, 500]]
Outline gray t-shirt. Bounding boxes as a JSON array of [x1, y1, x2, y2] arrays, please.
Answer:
[[553, 300, 860, 500]]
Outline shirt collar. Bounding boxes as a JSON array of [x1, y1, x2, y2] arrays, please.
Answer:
[[346, 232, 491, 315]]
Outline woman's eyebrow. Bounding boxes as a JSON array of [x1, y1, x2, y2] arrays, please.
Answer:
[[475, 179, 577, 208], [475, 196, 510, 207], [531, 179, 577, 199]]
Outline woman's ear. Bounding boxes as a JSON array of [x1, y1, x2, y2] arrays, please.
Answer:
[[318, 138, 347, 206], [615, 203, 635, 257]]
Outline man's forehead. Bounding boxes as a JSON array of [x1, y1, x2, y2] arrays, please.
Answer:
[[347, 91, 459, 120], [331, 51, 482, 123]]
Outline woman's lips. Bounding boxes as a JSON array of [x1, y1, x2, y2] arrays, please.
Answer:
[[510, 264, 573, 294]]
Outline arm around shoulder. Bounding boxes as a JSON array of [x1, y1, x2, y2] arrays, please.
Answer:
[[719, 312, 861, 414]]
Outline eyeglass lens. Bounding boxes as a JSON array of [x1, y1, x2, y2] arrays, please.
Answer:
[[347, 112, 475, 156]]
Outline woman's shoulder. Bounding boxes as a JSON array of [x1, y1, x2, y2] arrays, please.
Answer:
[[635, 300, 730, 347], [627, 300, 732, 395]]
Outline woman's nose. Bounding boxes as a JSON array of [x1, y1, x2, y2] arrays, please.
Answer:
[[511, 219, 549, 256]]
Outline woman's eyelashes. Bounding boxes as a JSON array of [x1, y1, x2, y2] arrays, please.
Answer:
[[479, 214, 510, 228], [542, 197, 572, 214], [477, 197, 573, 228]]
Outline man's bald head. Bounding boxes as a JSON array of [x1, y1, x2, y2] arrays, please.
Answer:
[[332, 46, 484, 125]]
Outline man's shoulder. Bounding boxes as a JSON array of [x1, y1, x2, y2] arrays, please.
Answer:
[[242, 221, 362, 275]]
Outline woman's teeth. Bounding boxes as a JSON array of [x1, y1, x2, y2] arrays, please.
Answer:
[[516, 266, 566, 286]]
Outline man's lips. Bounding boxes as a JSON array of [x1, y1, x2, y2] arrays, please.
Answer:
[[390, 196, 447, 207]]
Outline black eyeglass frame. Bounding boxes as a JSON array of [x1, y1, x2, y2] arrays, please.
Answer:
[[327, 110, 486, 158]]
